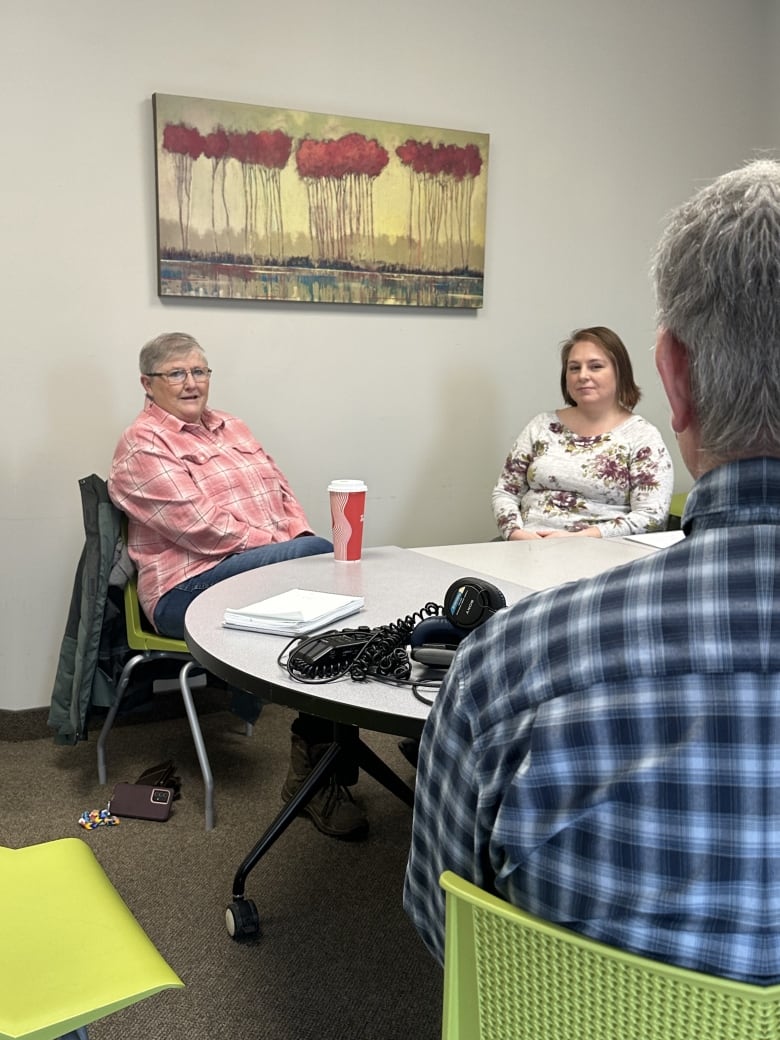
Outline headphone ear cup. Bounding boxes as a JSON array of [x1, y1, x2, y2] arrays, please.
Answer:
[[485, 582, 506, 613], [443, 577, 506, 630]]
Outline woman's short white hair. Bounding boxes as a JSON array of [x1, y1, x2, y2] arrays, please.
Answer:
[[139, 332, 206, 374]]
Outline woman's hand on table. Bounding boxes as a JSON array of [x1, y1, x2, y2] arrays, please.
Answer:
[[508, 526, 604, 541], [541, 527, 603, 539]]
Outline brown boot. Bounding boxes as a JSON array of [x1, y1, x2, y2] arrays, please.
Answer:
[[281, 734, 368, 840]]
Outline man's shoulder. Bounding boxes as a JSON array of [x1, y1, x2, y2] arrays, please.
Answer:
[[496, 542, 689, 662], [515, 542, 684, 622], [459, 546, 690, 716]]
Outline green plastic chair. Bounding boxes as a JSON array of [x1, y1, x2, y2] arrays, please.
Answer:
[[667, 491, 688, 531], [96, 515, 254, 830], [96, 568, 244, 831], [0, 838, 183, 1040], [440, 870, 780, 1040]]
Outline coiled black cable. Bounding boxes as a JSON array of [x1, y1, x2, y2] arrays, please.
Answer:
[[281, 601, 443, 684]]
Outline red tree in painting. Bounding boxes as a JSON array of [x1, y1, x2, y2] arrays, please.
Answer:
[[202, 127, 231, 253], [163, 121, 293, 260], [254, 129, 293, 258], [161, 123, 204, 250], [224, 129, 292, 257], [296, 133, 389, 262], [396, 140, 483, 270]]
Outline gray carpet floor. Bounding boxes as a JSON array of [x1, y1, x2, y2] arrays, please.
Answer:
[[0, 696, 442, 1039]]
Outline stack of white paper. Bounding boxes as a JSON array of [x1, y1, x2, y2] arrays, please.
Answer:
[[222, 588, 364, 636], [624, 531, 686, 548]]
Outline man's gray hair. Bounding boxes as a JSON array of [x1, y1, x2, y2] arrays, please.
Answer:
[[653, 159, 780, 459], [139, 332, 206, 374]]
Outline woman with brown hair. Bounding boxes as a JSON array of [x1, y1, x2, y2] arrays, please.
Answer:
[[492, 326, 673, 539]]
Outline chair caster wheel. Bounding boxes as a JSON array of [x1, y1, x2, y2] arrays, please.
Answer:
[[226, 898, 260, 941]]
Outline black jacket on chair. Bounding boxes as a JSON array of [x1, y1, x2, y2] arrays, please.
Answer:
[[48, 474, 130, 744]]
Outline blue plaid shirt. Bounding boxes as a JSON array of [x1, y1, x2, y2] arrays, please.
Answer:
[[404, 457, 780, 981]]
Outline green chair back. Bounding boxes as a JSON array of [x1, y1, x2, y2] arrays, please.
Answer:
[[667, 491, 688, 531], [440, 870, 780, 1040]]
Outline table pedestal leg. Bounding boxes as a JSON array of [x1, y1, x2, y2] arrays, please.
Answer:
[[230, 723, 413, 905], [231, 739, 341, 900], [356, 739, 414, 807]]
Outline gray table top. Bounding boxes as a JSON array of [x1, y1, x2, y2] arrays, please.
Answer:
[[183, 545, 535, 738]]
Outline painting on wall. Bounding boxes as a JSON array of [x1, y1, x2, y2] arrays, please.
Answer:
[[153, 93, 489, 309]]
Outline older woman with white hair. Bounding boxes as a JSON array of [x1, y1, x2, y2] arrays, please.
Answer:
[[109, 331, 366, 840]]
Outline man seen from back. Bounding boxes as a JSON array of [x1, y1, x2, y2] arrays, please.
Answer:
[[404, 159, 780, 982]]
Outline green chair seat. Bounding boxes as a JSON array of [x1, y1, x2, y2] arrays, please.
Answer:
[[0, 838, 182, 1040]]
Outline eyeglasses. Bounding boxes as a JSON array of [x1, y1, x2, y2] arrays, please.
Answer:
[[146, 367, 212, 385]]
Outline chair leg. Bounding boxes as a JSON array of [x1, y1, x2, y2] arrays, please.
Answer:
[[96, 654, 146, 785], [179, 660, 215, 831]]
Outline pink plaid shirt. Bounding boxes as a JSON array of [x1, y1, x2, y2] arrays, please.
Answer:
[[108, 400, 313, 621]]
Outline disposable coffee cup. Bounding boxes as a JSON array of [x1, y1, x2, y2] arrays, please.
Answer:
[[328, 480, 367, 562]]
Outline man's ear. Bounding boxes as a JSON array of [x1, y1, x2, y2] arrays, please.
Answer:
[[655, 330, 694, 435]]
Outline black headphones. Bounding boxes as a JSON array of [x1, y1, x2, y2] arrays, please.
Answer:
[[442, 576, 506, 630]]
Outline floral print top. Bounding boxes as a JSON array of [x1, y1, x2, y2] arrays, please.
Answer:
[[492, 412, 674, 538]]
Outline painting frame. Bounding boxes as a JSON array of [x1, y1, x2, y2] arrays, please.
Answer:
[[153, 93, 489, 309]]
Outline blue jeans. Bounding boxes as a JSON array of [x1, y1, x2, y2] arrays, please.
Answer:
[[153, 535, 333, 639], [153, 536, 333, 724]]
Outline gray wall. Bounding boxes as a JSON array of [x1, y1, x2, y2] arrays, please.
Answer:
[[1, 0, 770, 710]]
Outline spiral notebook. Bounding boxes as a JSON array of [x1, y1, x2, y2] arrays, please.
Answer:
[[223, 588, 364, 636]]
